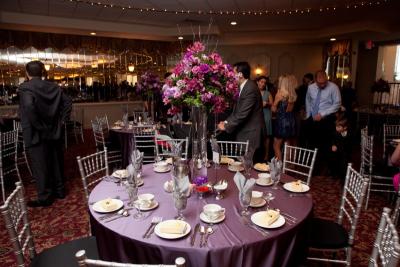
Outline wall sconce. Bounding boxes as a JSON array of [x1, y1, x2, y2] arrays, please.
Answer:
[[255, 67, 262, 75], [44, 64, 51, 71], [128, 64, 135, 72]]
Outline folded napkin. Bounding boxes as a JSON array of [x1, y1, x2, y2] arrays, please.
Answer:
[[122, 113, 128, 127], [159, 221, 187, 234], [173, 175, 190, 196], [234, 172, 255, 197], [265, 209, 280, 226], [220, 157, 234, 164], [269, 157, 282, 180], [290, 180, 304, 192], [99, 198, 118, 212]]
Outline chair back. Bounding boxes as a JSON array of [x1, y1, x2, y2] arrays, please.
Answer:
[[132, 125, 156, 163], [131, 111, 148, 123], [1, 129, 20, 201], [383, 124, 400, 158], [282, 144, 317, 185], [369, 207, 400, 267], [96, 115, 109, 132], [360, 131, 373, 176], [337, 163, 369, 247], [216, 140, 249, 159], [155, 135, 189, 160], [76, 148, 109, 200], [1, 182, 36, 267], [75, 250, 186, 267], [91, 120, 106, 151]]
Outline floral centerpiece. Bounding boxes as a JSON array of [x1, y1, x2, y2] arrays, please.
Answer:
[[136, 71, 162, 98], [162, 41, 238, 115]]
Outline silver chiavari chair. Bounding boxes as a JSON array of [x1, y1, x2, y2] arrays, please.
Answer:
[[13, 120, 32, 177], [155, 135, 189, 160], [393, 188, 400, 226], [75, 250, 186, 267], [383, 124, 400, 158], [216, 140, 249, 159], [1, 182, 99, 267], [96, 114, 110, 133], [282, 144, 317, 185], [91, 120, 121, 168], [76, 148, 109, 201], [131, 111, 148, 123], [361, 130, 395, 209], [369, 207, 400, 267], [0, 129, 21, 202], [132, 125, 156, 163], [307, 163, 369, 266]]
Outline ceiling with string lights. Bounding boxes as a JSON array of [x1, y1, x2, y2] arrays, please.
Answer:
[[0, 0, 399, 44]]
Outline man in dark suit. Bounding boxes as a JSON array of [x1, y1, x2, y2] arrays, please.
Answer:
[[19, 61, 72, 207], [217, 61, 265, 155]]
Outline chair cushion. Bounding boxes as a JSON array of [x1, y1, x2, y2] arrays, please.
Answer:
[[30, 236, 98, 267], [307, 218, 349, 249]]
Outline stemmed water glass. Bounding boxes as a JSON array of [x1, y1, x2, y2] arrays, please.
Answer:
[[173, 191, 187, 220], [271, 172, 281, 190], [263, 191, 275, 210], [239, 191, 251, 216], [126, 181, 144, 220]]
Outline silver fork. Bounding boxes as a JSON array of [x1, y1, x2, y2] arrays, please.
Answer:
[[144, 216, 163, 238], [241, 216, 269, 236]]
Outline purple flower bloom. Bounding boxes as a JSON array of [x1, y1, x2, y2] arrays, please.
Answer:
[[194, 176, 208, 186]]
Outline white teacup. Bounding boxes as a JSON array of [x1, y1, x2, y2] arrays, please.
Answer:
[[258, 173, 272, 184], [251, 190, 264, 205], [154, 161, 168, 171], [203, 204, 225, 221], [136, 193, 155, 208], [229, 161, 243, 171]]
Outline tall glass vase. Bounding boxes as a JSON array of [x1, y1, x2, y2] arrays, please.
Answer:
[[191, 106, 208, 180]]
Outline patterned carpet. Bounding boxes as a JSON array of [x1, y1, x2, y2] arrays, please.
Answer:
[[0, 130, 397, 267]]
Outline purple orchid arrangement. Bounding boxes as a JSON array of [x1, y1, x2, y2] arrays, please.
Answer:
[[162, 41, 238, 115], [136, 71, 162, 98], [194, 176, 208, 186]]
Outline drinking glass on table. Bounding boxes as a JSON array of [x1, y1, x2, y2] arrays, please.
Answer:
[[173, 191, 187, 220], [239, 191, 251, 216], [271, 172, 281, 190], [263, 191, 275, 210]]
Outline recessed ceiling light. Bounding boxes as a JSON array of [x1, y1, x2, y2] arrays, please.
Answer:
[[90, 32, 96, 36], [178, 36, 183, 40], [230, 21, 237, 26], [330, 37, 336, 41]]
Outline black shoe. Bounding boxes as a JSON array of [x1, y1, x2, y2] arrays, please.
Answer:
[[27, 198, 54, 207]]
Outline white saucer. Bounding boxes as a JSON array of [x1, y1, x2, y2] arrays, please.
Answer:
[[134, 201, 159, 211], [154, 167, 171, 173], [154, 220, 191, 239], [199, 212, 225, 224], [283, 182, 310, 193], [92, 198, 124, 213], [251, 211, 285, 229], [250, 198, 266, 208], [112, 170, 129, 179], [256, 179, 274, 187], [228, 166, 244, 172]]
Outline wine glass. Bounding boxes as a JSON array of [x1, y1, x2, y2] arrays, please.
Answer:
[[271, 172, 281, 190], [239, 191, 251, 216], [173, 192, 187, 220], [263, 192, 275, 210]]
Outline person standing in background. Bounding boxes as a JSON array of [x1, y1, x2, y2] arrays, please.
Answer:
[[305, 70, 341, 174], [271, 75, 297, 160], [256, 75, 273, 161], [217, 62, 265, 157], [294, 73, 313, 146], [19, 61, 72, 207]]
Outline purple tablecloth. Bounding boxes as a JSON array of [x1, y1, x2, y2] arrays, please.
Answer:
[[89, 165, 313, 267]]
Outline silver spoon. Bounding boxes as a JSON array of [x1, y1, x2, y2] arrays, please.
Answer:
[[203, 226, 214, 247], [104, 210, 129, 223]]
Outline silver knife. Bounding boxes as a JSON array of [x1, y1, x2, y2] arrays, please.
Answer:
[[190, 223, 200, 246]]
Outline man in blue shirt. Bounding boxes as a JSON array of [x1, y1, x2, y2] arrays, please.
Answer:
[[305, 70, 341, 174]]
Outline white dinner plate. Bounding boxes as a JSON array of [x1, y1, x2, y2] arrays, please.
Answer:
[[92, 198, 124, 213], [251, 211, 285, 229], [220, 157, 234, 165], [283, 182, 310, 193], [253, 163, 270, 172], [134, 201, 159, 211], [199, 212, 225, 224], [112, 170, 129, 179], [154, 167, 171, 173], [250, 198, 266, 208], [154, 220, 191, 239], [256, 179, 274, 187], [228, 166, 244, 172]]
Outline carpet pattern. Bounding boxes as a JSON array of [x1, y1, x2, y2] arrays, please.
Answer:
[[0, 130, 398, 266]]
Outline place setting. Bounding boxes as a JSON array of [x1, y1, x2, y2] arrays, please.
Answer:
[[256, 173, 273, 186], [153, 161, 171, 173], [282, 180, 311, 197]]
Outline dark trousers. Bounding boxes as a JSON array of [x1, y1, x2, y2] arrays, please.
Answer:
[[27, 140, 64, 201]]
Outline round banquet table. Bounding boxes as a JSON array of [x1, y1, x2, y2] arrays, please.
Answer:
[[109, 128, 134, 168], [89, 164, 313, 267]]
